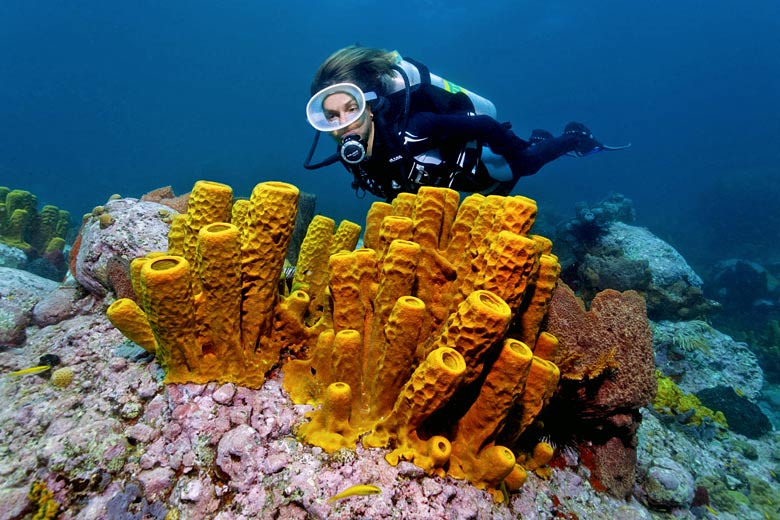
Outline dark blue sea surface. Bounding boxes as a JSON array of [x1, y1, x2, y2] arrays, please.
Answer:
[[2, 0, 779, 271]]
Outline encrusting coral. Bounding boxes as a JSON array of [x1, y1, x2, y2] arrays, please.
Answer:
[[653, 372, 728, 428], [107, 180, 563, 501], [0, 186, 70, 255], [27, 479, 60, 520]]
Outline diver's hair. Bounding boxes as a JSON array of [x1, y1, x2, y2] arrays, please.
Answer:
[[311, 45, 397, 96]]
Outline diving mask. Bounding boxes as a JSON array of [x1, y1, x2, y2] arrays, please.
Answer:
[[306, 83, 377, 132]]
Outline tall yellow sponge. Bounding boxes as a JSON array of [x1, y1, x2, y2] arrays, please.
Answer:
[[140, 255, 200, 382], [196, 222, 243, 375], [239, 181, 299, 352]]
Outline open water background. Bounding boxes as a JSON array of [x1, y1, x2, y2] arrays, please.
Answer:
[[2, 0, 779, 271]]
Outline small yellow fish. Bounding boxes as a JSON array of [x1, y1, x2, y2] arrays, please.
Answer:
[[327, 484, 381, 503], [8, 365, 51, 377]]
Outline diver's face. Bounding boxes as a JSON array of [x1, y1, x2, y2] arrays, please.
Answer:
[[322, 92, 372, 141]]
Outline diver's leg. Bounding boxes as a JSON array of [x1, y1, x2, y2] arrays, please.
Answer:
[[500, 122, 604, 178]]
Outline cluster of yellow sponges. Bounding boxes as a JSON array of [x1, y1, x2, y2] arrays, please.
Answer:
[[0, 186, 70, 254], [107, 180, 563, 501], [107, 180, 360, 387], [283, 187, 562, 500]]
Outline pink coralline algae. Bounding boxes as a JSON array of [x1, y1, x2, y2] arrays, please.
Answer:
[[1, 299, 649, 519]]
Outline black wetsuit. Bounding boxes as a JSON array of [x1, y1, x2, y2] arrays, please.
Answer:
[[343, 87, 581, 201]]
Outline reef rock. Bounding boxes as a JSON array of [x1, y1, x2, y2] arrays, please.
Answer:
[[587, 222, 717, 320], [0, 243, 27, 268], [72, 198, 175, 296], [638, 457, 695, 510], [0, 267, 58, 347], [31, 282, 94, 327], [652, 320, 764, 400], [705, 258, 778, 309]]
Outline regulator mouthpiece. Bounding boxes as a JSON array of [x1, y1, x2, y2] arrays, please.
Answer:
[[339, 134, 367, 164]]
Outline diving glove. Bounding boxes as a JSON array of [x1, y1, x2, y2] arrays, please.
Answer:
[[564, 122, 632, 156], [564, 122, 603, 156]]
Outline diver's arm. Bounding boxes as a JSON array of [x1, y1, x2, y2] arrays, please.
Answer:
[[409, 112, 581, 181]]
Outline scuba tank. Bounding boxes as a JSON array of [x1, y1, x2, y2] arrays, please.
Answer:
[[385, 51, 497, 119]]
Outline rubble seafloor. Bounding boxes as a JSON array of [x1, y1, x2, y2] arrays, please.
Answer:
[[1, 281, 779, 519]]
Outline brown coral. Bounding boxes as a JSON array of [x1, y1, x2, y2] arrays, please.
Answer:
[[140, 185, 190, 214], [544, 284, 656, 415], [540, 283, 656, 497]]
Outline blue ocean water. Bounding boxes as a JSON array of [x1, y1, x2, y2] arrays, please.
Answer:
[[3, 4, 780, 516], [2, 0, 779, 270]]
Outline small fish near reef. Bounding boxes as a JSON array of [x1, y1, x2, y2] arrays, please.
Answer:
[[8, 365, 51, 377], [327, 484, 382, 503]]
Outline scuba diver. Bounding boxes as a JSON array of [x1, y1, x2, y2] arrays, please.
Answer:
[[303, 46, 630, 201]]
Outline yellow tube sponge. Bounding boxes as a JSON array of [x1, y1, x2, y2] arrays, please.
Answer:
[[378, 347, 466, 473], [44, 236, 65, 254], [282, 186, 561, 500], [411, 186, 460, 251], [369, 295, 426, 420], [195, 222, 244, 376], [291, 215, 335, 297], [105, 181, 565, 500], [517, 254, 561, 346], [109, 180, 326, 389], [449, 339, 533, 492], [533, 331, 560, 361], [428, 290, 512, 385], [106, 298, 158, 353], [291, 215, 361, 323], [3, 209, 31, 249], [330, 220, 362, 254], [330, 329, 365, 413], [451, 339, 534, 454], [521, 441, 556, 477], [376, 216, 415, 258], [363, 201, 393, 250], [478, 230, 540, 309], [283, 329, 336, 405], [140, 255, 200, 382], [182, 180, 234, 267], [239, 181, 299, 351], [469, 445, 517, 501], [328, 249, 378, 335], [298, 382, 359, 453], [504, 464, 528, 491], [366, 240, 421, 376], [167, 214, 187, 256], [391, 192, 417, 217], [498, 356, 561, 448]]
